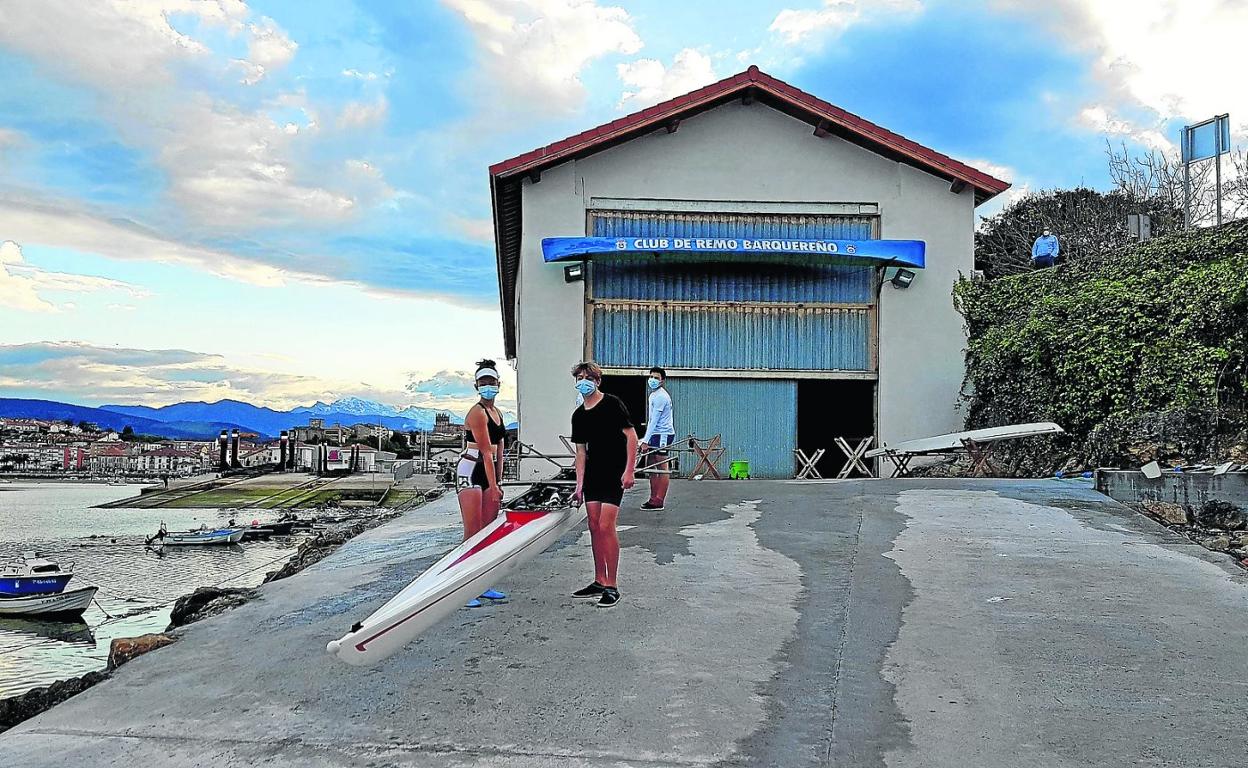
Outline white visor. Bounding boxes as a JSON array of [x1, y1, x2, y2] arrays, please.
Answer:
[[475, 367, 500, 381]]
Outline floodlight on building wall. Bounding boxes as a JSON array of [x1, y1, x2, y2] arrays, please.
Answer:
[[890, 268, 916, 289], [564, 263, 585, 283]]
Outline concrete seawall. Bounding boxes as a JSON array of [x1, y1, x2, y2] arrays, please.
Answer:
[[4, 480, 1247, 767], [1096, 469, 1248, 509]]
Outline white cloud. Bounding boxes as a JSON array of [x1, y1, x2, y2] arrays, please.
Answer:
[[0, 1, 222, 88], [0, 241, 52, 312], [246, 16, 297, 71], [448, 215, 496, 243], [1078, 106, 1171, 153], [340, 159, 396, 206], [406, 367, 517, 413], [442, 0, 643, 117], [994, 0, 1248, 148], [0, 198, 291, 287], [0, 240, 148, 314], [961, 161, 1031, 223], [0, 196, 477, 304], [0, 2, 375, 233], [160, 97, 361, 227], [617, 49, 718, 110], [234, 59, 267, 85], [769, 0, 923, 44], [961, 158, 1014, 185], [337, 97, 389, 129], [341, 68, 378, 81]]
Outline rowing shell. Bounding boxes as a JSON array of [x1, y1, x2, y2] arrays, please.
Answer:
[[863, 422, 1064, 458], [326, 505, 586, 667]]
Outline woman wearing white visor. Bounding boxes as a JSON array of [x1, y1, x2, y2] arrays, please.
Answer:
[[455, 359, 509, 607]]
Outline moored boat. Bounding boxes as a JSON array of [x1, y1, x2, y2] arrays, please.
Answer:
[[0, 585, 99, 617], [231, 520, 298, 540], [0, 553, 75, 596], [148, 523, 245, 546]]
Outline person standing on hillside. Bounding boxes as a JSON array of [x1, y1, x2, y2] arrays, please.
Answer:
[[639, 366, 675, 511], [1031, 228, 1060, 268]]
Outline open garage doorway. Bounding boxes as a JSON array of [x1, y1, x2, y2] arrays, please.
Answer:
[[600, 374, 647, 428], [797, 379, 875, 478]]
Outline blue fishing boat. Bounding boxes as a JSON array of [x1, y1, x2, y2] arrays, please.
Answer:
[[0, 553, 75, 596]]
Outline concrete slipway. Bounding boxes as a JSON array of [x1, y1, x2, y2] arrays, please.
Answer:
[[3, 480, 1246, 767]]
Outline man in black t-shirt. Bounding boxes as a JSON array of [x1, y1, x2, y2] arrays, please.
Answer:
[[569, 361, 637, 608]]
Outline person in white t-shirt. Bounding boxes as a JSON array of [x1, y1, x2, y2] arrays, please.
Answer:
[[640, 366, 675, 510]]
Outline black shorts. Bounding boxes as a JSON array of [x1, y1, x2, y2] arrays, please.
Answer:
[[583, 476, 624, 507]]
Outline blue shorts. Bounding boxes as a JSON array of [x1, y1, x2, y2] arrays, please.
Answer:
[[645, 434, 674, 466]]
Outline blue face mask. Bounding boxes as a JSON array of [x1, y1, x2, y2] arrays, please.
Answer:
[[647, 377, 661, 390], [575, 379, 597, 396], [477, 385, 499, 400]]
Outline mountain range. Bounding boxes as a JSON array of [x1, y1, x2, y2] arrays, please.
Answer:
[[0, 397, 516, 440]]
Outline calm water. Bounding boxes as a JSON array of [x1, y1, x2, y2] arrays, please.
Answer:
[[0, 482, 306, 698]]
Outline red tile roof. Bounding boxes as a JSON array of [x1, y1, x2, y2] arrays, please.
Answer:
[[490, 65, 1009, 195]]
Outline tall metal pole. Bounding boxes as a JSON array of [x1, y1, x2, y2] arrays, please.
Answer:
[[1215, 142, 1223, 227], [1183, 126, 1192, 230]]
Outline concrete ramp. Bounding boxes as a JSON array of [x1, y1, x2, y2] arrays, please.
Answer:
[[3, 481, 1247, 767]]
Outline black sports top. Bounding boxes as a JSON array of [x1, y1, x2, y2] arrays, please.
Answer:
[[475, 404, 507, 446]]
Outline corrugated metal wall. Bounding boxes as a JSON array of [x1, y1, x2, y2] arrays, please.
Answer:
[[594, 304, 870, 370], [665, 378, 797, 478], [591, 210, 875, 240], [590, 210, 877, 372], [590, 253, 873, 303]]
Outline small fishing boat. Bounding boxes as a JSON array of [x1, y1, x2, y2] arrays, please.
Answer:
[[148, 523, 245, 546], [0, 553, 75, 596], [230, 519, 298, 540], [0, 585, 99, 617]]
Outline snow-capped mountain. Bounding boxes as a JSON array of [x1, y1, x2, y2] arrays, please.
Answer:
[[291, 398, 403, 418]]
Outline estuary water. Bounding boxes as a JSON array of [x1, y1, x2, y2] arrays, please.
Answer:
[[0, 481, 304, 698]]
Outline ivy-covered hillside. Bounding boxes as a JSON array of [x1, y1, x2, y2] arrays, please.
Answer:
[[955, 219, 1248, 473]]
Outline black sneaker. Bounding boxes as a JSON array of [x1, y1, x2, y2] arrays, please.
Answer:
[[640, 501, 664, 510], [572, 582, 605, 598], [596, 588, 620, 608]]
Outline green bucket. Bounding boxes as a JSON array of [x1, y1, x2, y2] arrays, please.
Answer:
[[729, 460, 751, 480]]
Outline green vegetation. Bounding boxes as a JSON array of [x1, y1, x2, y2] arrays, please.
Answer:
[[956, 219, 1248, 472]]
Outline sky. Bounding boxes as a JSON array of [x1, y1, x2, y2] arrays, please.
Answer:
[[1, 0, 1245, 415]]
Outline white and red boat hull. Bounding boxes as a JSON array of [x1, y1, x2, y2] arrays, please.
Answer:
[[327, 505, 584, 667]]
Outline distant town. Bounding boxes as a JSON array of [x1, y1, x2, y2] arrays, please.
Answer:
[[0, 412, 483, 480]]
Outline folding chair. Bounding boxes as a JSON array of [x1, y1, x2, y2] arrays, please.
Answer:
[[878, 449, 916, 478], [962, 438, 1005, 477], [688, 435, 724, 480], [794, 448, 825, 479], [834, 436, 874, 479]]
